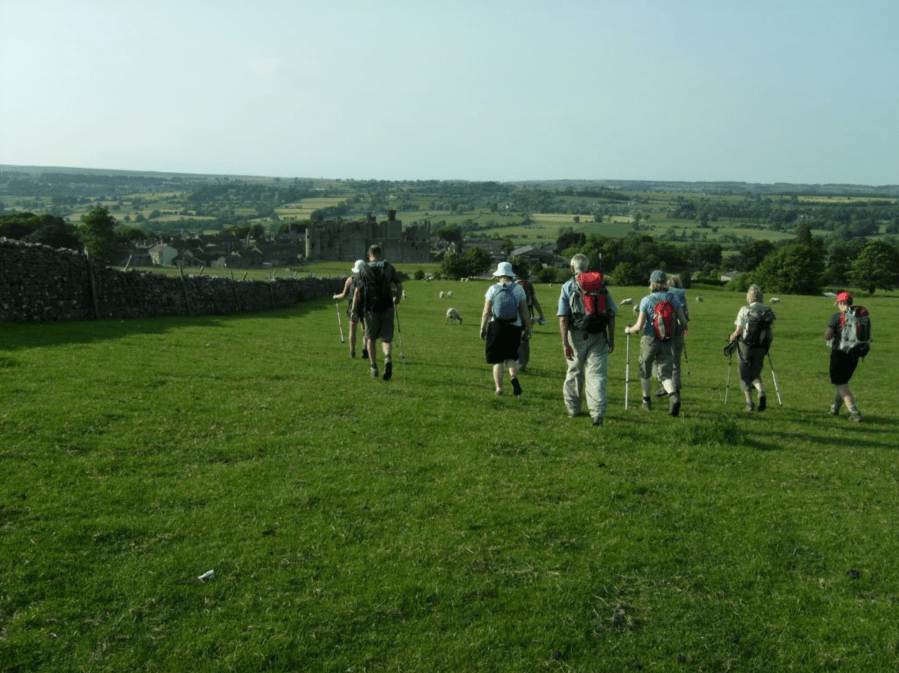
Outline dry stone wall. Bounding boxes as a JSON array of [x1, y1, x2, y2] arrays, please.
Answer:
[[1, 237, 344, 323]]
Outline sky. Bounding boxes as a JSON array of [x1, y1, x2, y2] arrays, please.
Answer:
[[1, 0, 897, 185]]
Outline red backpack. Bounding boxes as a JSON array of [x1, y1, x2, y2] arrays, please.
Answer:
[[569, 271, 613, 334], [652, 295, 677, 341]]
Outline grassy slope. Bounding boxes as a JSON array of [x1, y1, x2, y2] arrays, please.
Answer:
[[1, 280, 897, 672]]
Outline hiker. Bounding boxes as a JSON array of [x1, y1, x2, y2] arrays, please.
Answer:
[[516, 270, 547, 373], [333, 259, 367, 359], [824, 291, 868, 422], [624, 270, 688, 416], [480, 261, 530, 396], [727, 284, 775, 413], [654, 274, 688, 397], [557, 253, 617, 426], [352, 244, 403, 381]]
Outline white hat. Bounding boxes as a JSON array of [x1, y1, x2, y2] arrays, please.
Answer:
[[492, 261, 516, 278], [351, 259, 365, 273]]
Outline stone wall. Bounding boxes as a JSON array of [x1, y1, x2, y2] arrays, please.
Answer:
[[0, 237, 345, 323]]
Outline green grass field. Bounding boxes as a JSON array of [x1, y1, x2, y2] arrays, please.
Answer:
[[2, 280, 897, 672]]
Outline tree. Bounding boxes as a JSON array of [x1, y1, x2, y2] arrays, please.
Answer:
[[753, 243, 823, 295], [79, 205, 117, 261], [848, 240, 899, 294]]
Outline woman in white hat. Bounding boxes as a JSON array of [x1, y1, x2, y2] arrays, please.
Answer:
[[479, 261, 531, 395], [333, 259, 367, 359]]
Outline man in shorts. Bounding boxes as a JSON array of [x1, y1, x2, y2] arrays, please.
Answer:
[[353, 244, 403, 381]]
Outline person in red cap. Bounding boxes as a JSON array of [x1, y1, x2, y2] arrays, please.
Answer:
[[824, 291, 863, 421]]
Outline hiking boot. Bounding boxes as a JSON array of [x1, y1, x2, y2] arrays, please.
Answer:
[[669, 394, 681, 417], [511, 377, 522, 396], [848, 412, 862, 423], [746, 400, 755, 413], [592, 415, 604, 426], [642, 397, 652, 410], [370, 366, 379, 378], [383, 361, 393, 381], [757, 394, 767, 412]]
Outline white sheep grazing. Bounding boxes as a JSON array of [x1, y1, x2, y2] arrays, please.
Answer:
[[439, 291, 445, 299], [619, 297, 633, 305], [446, 307, 462, 324], [770, 297, 781, 303], [696, 296, 704, 302]]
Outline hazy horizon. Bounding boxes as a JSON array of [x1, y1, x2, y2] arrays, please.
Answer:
[[2, 1, 897, 186]]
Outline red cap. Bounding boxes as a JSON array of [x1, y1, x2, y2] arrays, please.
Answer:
[[836, 291, 853, 303]]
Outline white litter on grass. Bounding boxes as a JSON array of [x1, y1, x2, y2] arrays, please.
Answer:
[[198, 570, 215, 581]]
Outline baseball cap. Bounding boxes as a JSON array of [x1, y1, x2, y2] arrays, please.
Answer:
[[836, 291, 853, 303]]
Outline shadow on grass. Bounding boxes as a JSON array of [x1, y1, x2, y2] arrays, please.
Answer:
[[0, 301, 326, 352]]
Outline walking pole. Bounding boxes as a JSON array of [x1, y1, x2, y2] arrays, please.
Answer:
[[682, 339, 690, 377], [625, 328, 631, 410], [724, 342, 734, 405], [394, 302, 407, 379], [335, 300, 345, 343], [767, 351, 783, 407]]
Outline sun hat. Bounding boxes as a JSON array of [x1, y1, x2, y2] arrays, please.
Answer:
[[492, 261, 516, 278], [650, 269, 666, 283], [836, 291, 853, 304], [351, 259, 365, 273]]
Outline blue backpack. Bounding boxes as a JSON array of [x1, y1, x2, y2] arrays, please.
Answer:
[[491, 283, 519, 322]]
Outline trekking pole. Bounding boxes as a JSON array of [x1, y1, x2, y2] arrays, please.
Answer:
[[767, 351, 783, 407], [682, 339, 690, 376], [394, 302, 407, 379], [724, 347, 733, 405], [335, 300, 345, 343], [625, 328, 631, 410]]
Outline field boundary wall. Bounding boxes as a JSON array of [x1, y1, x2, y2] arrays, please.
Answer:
[[1, 237, 345, 323]]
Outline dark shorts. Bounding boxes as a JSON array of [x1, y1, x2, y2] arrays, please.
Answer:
[[485, 320, 522, 364], [364, 307, 394, 343], [830, 349, 859, 385]]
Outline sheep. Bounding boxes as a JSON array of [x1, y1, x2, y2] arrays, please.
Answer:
[[770, 297, 781, 303], [695, 296, 704, 302], [619, 297, 633, 305], [446, 307, 462, 324]]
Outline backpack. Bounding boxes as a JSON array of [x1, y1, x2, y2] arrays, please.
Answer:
[[569, 271, 614, 335], [741, 304, 776, 350], [652, 295, 677, 341], [517, 279, 534, 309], [359, 261, 394, 312], [838, 305, 871, 357], [491, 283, 519, 322]]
